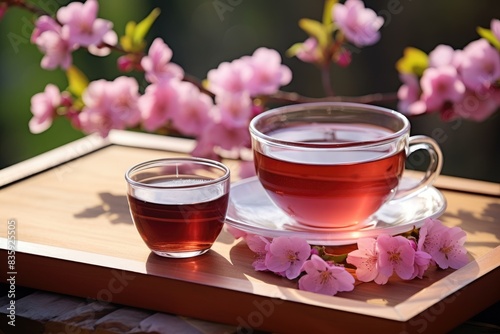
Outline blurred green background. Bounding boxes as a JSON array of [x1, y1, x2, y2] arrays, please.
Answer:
[[0, 0, 499, 182]]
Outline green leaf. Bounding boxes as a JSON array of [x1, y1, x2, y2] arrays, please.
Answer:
[[396, 47, 428, 76], [477, 26, 500, 50], [299, 18, 330, 48], [133, 8, 161, 46], [322, 0, 337, 26], [125, 20, 136, 38], [313, 246, 349, 264], [66, 65, 89, 98], [120, 21, 136, 52], [120, 9, 161, 53], [286, 42, 305, 57]]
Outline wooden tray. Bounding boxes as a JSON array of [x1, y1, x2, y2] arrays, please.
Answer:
[[1, 130, 499, 333]]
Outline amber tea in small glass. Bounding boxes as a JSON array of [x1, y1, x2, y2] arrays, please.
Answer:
[[125, 158, 230, 258]]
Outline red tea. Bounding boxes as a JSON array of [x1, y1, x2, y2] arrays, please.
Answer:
[[127, 177, 229, 255], [253, 124, 406, 227]]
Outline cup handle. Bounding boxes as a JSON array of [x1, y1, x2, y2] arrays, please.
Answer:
[[392, 135, 443, 201]]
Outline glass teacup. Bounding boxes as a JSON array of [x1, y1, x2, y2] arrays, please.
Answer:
[[125, 157, 231, 258], [249, 102, 442, 229]]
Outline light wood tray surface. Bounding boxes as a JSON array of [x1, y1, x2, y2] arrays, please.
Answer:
[[0, 131, 499, 333]]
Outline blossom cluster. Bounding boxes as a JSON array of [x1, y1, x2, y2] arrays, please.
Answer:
[[1, 0, 498, 165], [397, 19, 500, 121], [288, 0, 384, 71], [229, 218, 469, 296], [30, 0, 117, 70], [8, 0, 387, 164], [25, 0, 292, 160]]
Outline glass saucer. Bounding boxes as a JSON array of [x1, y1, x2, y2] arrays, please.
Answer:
[[225, 176, 447, 246]]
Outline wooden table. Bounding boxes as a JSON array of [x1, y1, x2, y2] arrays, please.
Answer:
[[0, 130, 499, 333]]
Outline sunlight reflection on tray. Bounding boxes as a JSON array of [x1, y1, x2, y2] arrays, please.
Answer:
[[226, 176, 446, 245]]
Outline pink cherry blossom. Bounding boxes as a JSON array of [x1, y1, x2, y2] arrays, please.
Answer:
[[451, 88, 500, 121], [432, 228, 469, 269], [79, 76, 140, 136], [334, 48, 352, 67], [117, 54, 143, 72], [412, 250, 432, 279], [244, 47, 292, 96], [169, 81, 214, 137], [88, 29, 117, 56], [141, 38, 184, 83], [57, 0, 113, 48], [332, 0, 384, 47], [207, 59, 253, 96], [346, 237, 388, 284], [295, 37, 322, 64], [29, 84, 62, 134], [118, 55, 135, 72], [245, 234, 271, 271], [264, 236, 311, 279], [78, 80, 114, 136], [215, 92, 253, 128], [35, 30, 73, 70], [376, 234, 415, 281], [417, 218, 448, 256], [199, 122, 251, 152], [106, 76, 141, 126], [492, 19, 500, 41], [459, 39, 500, 92], [428, 44, 461, 68], [138, 79, 180, 132], [31, 16, 60, 43], [420, 66, 466, 111], [418, 219, 468, 270], [31, 16, 73, 69], [77, 108, 112, 137], [397, 73, 426, 115], [298, 255, 355, 296], [405, 239, 431, 279]]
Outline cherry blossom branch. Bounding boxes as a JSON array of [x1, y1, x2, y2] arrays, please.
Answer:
[[4, 0, 49, 16], [182, 72, 399, 106], [183, 73, 215, 98], [321, 65, 334, 96], [266, 90, 399, 105]]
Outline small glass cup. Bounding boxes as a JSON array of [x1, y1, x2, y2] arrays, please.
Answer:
[[125, 157, 231, 258], [249, 102, 443, 229]]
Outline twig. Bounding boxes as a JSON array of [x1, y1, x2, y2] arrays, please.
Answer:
[[266, 90, 399, 106], [6, 0, 51, 16], [321, 65, 334, 96]]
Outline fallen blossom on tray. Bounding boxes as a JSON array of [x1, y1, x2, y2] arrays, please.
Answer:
[[236, 218, 469, 296]]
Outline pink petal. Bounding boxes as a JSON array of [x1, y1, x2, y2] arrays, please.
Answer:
[[265, 237, 310, 279], [31, 16, 60, 43], [299, 256, 354, 295], [428, 44, 456, 68], [346, 237, 379, 282], [492, 19, 500, 41], [28, 116, 52, 134], [226, 225, 246, 239], [82, 0, 98, 24], [376, 235, 415, 280], [332, 0, 384, 47], [245, 234, 269, 254], [460, 39, 500, 92], [216, 92, 253, 128]]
